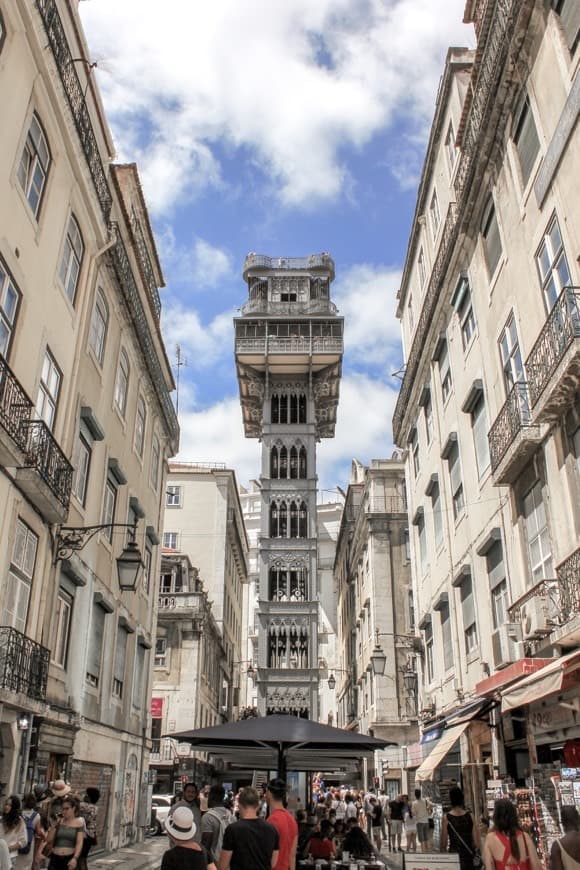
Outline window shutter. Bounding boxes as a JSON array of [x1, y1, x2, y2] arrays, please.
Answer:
[[114, 626, 128, 684], [440, 605, 453, 670], [555, 0, 580, 51], [515, 99, 540, 185], [487, 541, 506, 590], [432, 483, 443, 547], [472, 395, 490, 475], [483, 203, 502, 275], [88, 604, 106, 680], [449, 444, 462, 493], [461, 577, 475, 628]]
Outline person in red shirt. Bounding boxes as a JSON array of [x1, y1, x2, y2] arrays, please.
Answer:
[[308, 820, 336, 860], [266, 778, 298, 870]]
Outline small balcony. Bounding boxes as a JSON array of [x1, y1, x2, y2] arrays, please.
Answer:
[[16, 420, 72, 523], [150, 737, 177, 765], [0, 355, 33, 466], [157, 591, 203, 616], [0, 626, 49, 702], [488, 383, 543, 485], [525, 287, 580, 422]]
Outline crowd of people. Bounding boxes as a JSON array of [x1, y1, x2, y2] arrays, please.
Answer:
[[0, 780, 100, 870]]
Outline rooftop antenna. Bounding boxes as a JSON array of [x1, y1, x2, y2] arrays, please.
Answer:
[[175, 344, 187, 416]]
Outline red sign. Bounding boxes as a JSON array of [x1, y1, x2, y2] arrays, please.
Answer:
[[475, 658, 554, 696], [151, 697, 164, 718]]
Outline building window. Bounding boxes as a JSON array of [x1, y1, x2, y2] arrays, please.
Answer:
[[53, 589, 72, 667], [417, 248, 426, 289], [440, 603, 453, 671], [438, 340, 453, 402], [431, 481, 443, 549], [0, 258, 21, 358], [71, 431, 91, 505], [154, 637, 167, 668], [101, 478, 117, 542], [59, 214, 84, 303], [114, 348, 130, 416], [134, 396, 147, 458], [404, 528, 411, 562], [166, 485, 181, 507], [513, 95, 540, 186], [455, 278, 476, 351], [163, 531, 178, 550], [429, 190, 441, 238], [410, 428, 420, 476], [487, 541, 509, 629], [271, 392, 306, 424], [445, 120, 457, 172], [471, 393, 491, 477], [417, 512, 428, 575], [447, 441, 464, 521], [133, 644, 146, 708], [535, 215, 571, 312], [461, 576, 478, 653], [499, 313, 524, 395], [112, 626, 128, 699], [552, 0, 580, 52], [424, 391, 433, 445], [36, 348, 61, 430], [143, 546, 152, 594], [150, 434, 160, 490], [86, 602, 106, 687], [424, 622, 434, 682], [88, 289, 108, 364], [17, 113, 50, 218], [481, 196, 502, 278], [6, 519, 38, 634], [523, 480, 553, 582], [0, 10, 5, 54], [408, 295, 414, 331]]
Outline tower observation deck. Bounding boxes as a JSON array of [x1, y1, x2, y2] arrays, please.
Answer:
[[234, 253, 344, 719]]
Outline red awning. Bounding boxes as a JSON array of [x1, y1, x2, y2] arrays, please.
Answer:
[[501, 650, 580, 712], [475, 658, 554, 697]]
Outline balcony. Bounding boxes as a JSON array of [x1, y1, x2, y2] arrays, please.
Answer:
[[0, 355, 33, 466], [525, 287, 580, 422], [243, 253, 335, 280], [0, 626, 49, 702], [16, 420, 72, 523], [157, 591, 203, 615], [240, 299, 338, 316], [488, 383, 543, 485], [150, 737, 177, 766]]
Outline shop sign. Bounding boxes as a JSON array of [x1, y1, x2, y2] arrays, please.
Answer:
[[405, 853, 461, 870], [530, 703, 577, 735], [151, 697, 164, 718], [421, 729, 442, 744]]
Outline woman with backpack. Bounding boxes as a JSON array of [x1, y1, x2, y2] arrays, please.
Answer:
[[14, 794, 42, 869], [0, 795, 27, 864]]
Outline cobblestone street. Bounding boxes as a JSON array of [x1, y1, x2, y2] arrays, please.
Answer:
[[89, 836, 167, 870]]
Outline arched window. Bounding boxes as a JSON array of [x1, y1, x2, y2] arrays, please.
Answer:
[[279, 502, 288, 537], [290, 393, 298, 423], [299, 446, 307, 478], [290, 501, 299, 538], [17, 113, 51, 218], [114, 348, 130, 416], [290, 446, 298, 479], [299, 394, 307, 423], [271, 394, 279, 423], [270, 502, 278, 537], [88, 289, 108, 364], [269, 568, 288, 601], [280, 394, 288, 422], [270, 446, 278, 478], [289, 569, 306, 601], [279, 446, 288, 478], [299, 501, 308, 538]]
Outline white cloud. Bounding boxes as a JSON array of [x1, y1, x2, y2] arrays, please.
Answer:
[[190, 239, 233, 289], [161, 305, 233, 375], [80, 0, 473, 213], [157, 229, 233, 290]]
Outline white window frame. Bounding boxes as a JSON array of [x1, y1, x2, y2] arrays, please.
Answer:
[[17, 113, 50, 218], [166, 485, 181, 507], [0, 257, 21, 359], [410, 428, 420, 476], [417, 513, 428, 575], [36, 348, 61, 430], [163, 531, 178, 550], [445, 120, 457, 173], [523, 481, 553, 582], [499, 313, 524, 395], [88, 289, 108, 365], [150, 433, 160, 490], [143, 546, 152, 595], [456, 280, 476, 352], [425, 623, 434, 682], [112, 625, 128, 699], [431, 482, 443, 549], [491, 580, 509, 631], [114, 348, 130, 416], [535, 214, 572, 312], [5, 519, 38, 634], [424, 392, 433, 445], [417, 247, 426, 289], [101, 478, 117, 542], [461, 577, 478, 654], [59, 213, 84, 303], [429, 189, 441, 239], [155, 637, 167, 668], [134, 395, 147, 458], [481, 196, 503, 278], [71, 430, 91, 506], [447, 441, 465, 521], [471, 393, 491, 477], [53, 589, 72, 667], [513, 94, 540, 187], [439, 341, 453, 403]]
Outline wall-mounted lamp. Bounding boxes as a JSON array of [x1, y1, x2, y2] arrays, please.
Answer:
[[17, 713, 30, 731], [54, 521, 144, 591]]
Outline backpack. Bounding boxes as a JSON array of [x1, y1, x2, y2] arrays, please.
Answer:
[[19, 810, 38, 855], [205, 808, 229, 860]]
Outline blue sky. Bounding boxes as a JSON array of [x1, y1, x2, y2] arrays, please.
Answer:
[[80, 0, 474, 494]]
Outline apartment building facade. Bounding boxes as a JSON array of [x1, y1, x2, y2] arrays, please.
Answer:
[[0, 0, 178, 846], [394, 0, 579, 819]]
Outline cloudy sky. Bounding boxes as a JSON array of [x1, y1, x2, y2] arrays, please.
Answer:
[[80, 0, 474, 494]]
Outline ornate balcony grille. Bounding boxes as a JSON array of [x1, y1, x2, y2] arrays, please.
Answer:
[[0, 355, 33, 452], [243, 253, 335, 279], [132, 217, 162, 320], [556, 547, 580, 619], [157, 592, 202, 612], [21, 420, 73, 510], [235, 337, 343, 354], [241, 299, 338, 316], [108, 224, 179, 442], [525, 287, 580, 408], [0, 626, 49, 701], [488, 382, 534, 472], [36, 0, 112, 223]]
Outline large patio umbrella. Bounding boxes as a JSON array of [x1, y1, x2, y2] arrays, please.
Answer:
[[170, 714, 394, 778]]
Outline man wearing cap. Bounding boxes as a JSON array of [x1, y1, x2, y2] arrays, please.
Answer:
[[265, 778, 298, 870], [163, 806, 217, 869], [169, 782, 202, 844], [219, 786, 279, 870]]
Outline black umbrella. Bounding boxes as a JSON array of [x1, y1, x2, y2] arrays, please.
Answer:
[[170, 713, 394, 778]]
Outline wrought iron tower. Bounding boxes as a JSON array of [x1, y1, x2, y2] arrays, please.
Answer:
[[234, 254, 344, 719]]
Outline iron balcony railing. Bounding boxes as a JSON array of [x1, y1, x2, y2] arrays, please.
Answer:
[[556, 546, 580, 620], [488, 382, 534, 473], [236, 336, 343, 354], [240, 299, 338, 316], [0, 355, 33, 452], [243, 253, 335, 279], [525, 287, 580, 408], [363, 496, 407, 515], [132, 217, 162, 320], [21, 420, 73, 510], [150, 738, 176, 762], [0, 626, 49, 701], [157, 592, 203, 612], [36, 0, 112, 222]]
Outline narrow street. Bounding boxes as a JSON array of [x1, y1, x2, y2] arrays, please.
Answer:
[[89, 836, 167, 870]]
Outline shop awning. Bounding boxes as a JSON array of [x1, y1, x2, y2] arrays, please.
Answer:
[[501, 650, 580, 712], [475, 658, 554, 696], [415, 721, 469, 782]]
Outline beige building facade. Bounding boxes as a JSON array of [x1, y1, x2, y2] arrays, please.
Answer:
[[394, 0, 579, 820], [0, 0, 178, 846]]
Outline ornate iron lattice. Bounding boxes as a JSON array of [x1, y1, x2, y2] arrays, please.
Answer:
[[488, 382, 534, 472], [21, 419, 73, 509], [0, 626, 49, 701], [526, 287, 580, 408], [132, 216, 162, 319], [0, 354, 33, 451]]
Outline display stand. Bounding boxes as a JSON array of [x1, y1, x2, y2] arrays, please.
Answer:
[[403, 853, 461, 870]]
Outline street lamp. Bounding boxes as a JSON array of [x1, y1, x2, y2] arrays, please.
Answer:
[[370, 629, 422, 676], [54, 521, 144, 591], [17, 713, 30, 731], [324, 666, 350, 690]]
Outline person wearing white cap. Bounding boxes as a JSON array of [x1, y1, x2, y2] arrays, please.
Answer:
[[163, 807, 217, 870]]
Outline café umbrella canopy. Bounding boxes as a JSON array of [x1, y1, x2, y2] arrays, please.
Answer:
[[170, 713, 393, 778]]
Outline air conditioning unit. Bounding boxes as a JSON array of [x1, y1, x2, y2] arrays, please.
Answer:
[[506, 622, 523, 642], [521, 597, 552, 640], [492, 626, 519, 669]]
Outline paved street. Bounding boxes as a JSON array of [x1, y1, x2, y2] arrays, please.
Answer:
[[89, 836, 167, 870]]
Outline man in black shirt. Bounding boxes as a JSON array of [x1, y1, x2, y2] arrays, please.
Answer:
[[219, 786, 279, 870], [389, 794, 405, 852]]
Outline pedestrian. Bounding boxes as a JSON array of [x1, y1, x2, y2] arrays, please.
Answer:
[[43, 794, 84, 870], [440, 786, 480, 870], [403, 795, 417, 853], [218, 786, 279, 870], [308, 819, 336, 860], [0, 795, 27, 864], [265, 779, 298, 870], [369, 797, 382, 851], [389, 794, 404, 852], [163, 806, 215, 870], [40, 782, 72, 829], [14, 793, 43, 870], [483, 798, 541, 870], [412, 789, 430, 854], [551, 806, 580, 870], [200, 786, 233, 865], [77, 788, 100, 870], [342, 821, 384, 864], [170, 784, 202, 845], [332, 819, 346, 856]]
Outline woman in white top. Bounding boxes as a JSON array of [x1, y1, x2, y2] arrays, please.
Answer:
[[0, 796, 27, 865], [412, 789, 430, 853]]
